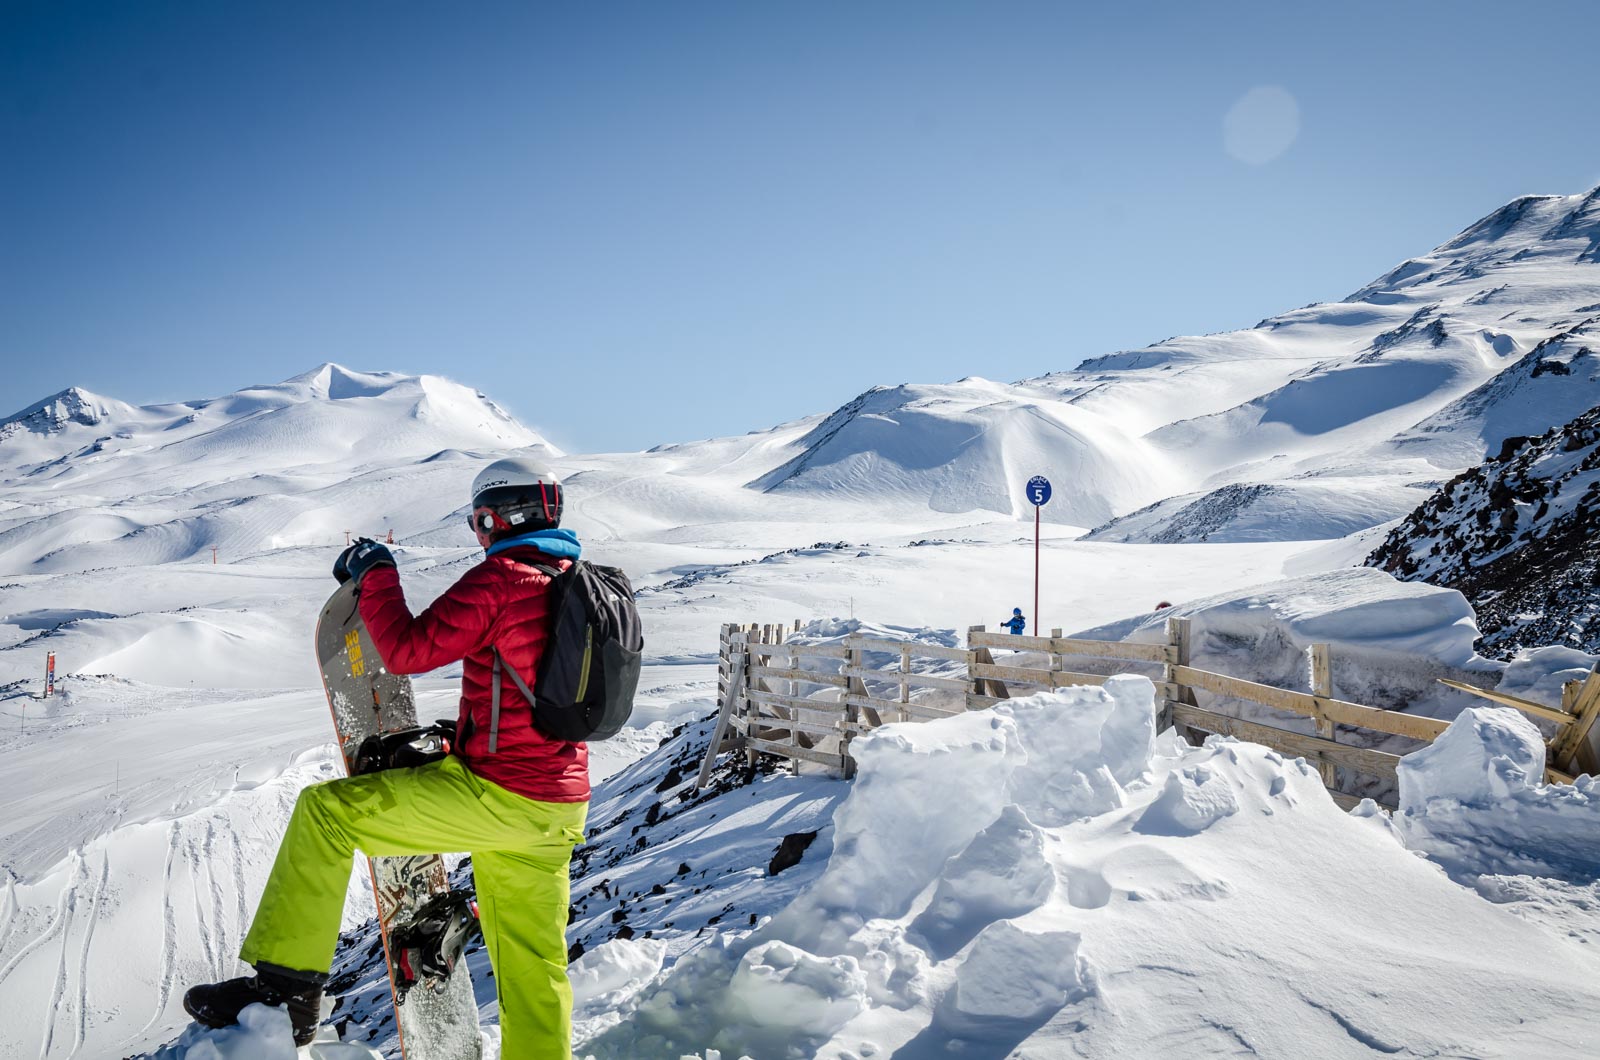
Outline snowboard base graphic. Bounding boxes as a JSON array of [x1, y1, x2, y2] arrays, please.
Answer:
[[315, 581, 482, 1060]]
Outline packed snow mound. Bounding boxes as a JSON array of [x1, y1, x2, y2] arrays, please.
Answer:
[[1079, 566, 1486, 671], [1071, 567, 1499, 784], [751, 379, 1182, 526], [1397, 707, 1600, 882], [578, 680, 1600, 1058], [144, 1003, 384, 1060]]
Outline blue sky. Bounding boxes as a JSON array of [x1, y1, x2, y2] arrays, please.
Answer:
[[4, 0, 1598, 453]]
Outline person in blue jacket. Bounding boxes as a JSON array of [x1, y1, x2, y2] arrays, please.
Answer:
[[1002, 608, 1026, 634]]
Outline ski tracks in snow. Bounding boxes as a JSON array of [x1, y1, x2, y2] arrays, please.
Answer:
[[135, 822, 182, 1044], [32, 848, 109, 1060]]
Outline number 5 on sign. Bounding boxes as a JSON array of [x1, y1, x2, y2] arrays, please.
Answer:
[[1027, 476, 1052, 507]]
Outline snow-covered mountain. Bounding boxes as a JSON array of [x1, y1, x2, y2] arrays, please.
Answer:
[[750, 378, 1182, 526], [1367, 403, 1600, 658], [1062, 186, 1600, 542], [0, 364, 552, 573]]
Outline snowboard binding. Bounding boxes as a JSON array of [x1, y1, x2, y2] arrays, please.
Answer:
[[389, 890, 483, 1002], [353, 721, 456, 775]]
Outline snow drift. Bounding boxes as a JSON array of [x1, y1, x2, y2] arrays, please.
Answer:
[[575, 681, 1600, 1058]]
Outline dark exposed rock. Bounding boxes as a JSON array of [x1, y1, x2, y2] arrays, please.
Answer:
[[1367, 405, 1600, 657], [768, 830, 819, 877]]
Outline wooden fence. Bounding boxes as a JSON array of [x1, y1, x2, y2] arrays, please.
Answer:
[[698, 618, 1600, 808]]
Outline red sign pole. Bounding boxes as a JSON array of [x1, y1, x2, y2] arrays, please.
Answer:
[[1034, 505, 1040, 634], [46, 651, 56, 697]]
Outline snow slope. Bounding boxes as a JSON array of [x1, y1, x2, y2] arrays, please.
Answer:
[[1049, 186, 1600, 542], [751, 378, 1183, 526]]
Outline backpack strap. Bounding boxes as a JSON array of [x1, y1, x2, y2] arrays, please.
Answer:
[[485, 562, 565, 753]]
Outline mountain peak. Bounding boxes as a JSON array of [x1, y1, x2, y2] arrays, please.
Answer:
[[1, 386, 127, 439], [274, 362, 409, 400]]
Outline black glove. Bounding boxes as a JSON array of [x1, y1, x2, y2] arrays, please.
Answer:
[[333, 537, 396, 586]]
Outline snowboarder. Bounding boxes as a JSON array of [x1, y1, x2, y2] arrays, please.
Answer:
[[1002, 608, 1026, 635], [184, 457, 590, 1058]]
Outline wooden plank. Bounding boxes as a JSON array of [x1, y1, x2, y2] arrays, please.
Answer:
[[968, 631, 1058, 652], [970, 662, 1172, 695], [747, 689, 845, 715], [1327, 790, 1369, 811], [843, 693, 958, 720], [696, 654, 746, 788], [963, 672, 1180, 703], [1051, 637, 1175, 663], [971, 661, 1057, 685], [842, 666, 971, 692], [748, 643, 851, 660], [750, 665, 849, 688], [741, 737, 849, 770], [1170, 704, 1402, 780], [1174, 665, 1448, 743], [743, 712, 859, 740], [1547, 766, 1577, 786], [747, 697, 871, 734], [1436, 678, 1577, 726], [847, 636, 971, 661], [969, 630, 1173, 663]]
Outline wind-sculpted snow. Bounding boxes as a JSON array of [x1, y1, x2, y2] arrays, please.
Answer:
[[571, 681, 1600, 1059], [1397, 707, 1600, 883], [1078, 566, 1491, 695]]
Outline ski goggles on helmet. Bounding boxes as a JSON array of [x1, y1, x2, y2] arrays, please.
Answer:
[[467, 482, 563, 537]]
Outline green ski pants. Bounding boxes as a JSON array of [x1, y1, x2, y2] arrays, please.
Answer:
[[240, 753, 588, 1059]]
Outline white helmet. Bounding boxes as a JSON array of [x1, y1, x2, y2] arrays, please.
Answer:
[[469, 456, 563, 547]]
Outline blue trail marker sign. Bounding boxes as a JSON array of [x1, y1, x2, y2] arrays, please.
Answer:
[[1027, 475, 1052, 507]]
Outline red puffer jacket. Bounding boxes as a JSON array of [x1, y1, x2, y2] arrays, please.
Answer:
[[357, 547, 589, 803]]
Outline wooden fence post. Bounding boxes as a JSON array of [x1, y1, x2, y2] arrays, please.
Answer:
[[842, 636, 871, 777], [1310, 643, 1338, 788], [745, 624, 765, 770], [1551, 665, 1600, 777], [697, 643, 746, 788], [966, 625, 1010, 706], [899, 643, 912, 723], [1161, 617, 1193, 736]]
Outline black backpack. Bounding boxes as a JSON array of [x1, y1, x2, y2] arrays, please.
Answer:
[[488, 560, 643, 746]]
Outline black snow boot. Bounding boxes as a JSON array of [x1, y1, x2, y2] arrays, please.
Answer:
[[183, 966, 325, 1047]]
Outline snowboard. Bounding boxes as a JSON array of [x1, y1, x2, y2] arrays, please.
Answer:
[[315, 580, 482, 1060]]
